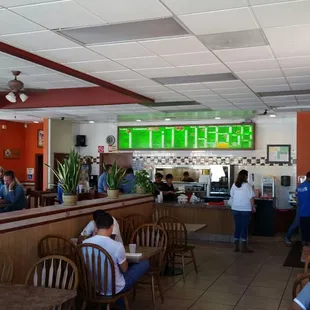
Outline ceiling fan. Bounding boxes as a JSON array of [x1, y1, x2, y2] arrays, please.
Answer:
[[0, 71, 46, 103]]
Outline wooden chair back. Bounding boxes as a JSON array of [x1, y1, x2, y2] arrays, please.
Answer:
[[293, 273, 310, 298], [152, 207, 171, 223], [76, 243, 117, 299], [117, 218, 134, 245], [130, 224, 167, 269], [0, 252, 13, 283], [158, 216, 187, 249], [38, 235, 77, 262], [124, 213, 147, 230], [25, 255, 79, 290]]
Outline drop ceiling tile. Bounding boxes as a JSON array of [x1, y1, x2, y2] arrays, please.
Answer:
[[115, 56, 172, 70], [222, 93, 259, 100], [92, 70, 143, 81], [266, 101, 297, 107], [112, 78, 159, 88], [162, 52, 220, 67], [227, 59, 280, 72], [244, 77, 287, 86], [252, 1, 310, 29], [135, 67, 186, 78], [0, 31, 79, 51], [178, 64, 230, 75], [249, 0, 296, 5], [198, 99, 231, 105], [162, 0, 246, 15], [214, 87, 254, 95], [251, 84, 291, 92], [287, 76, 310, 84], [215, 46, 274, 62], [166, 83, 206, 91], [290, 83, 310, 91], [228, 98, 263, 103], [139, 36, 208, 56], [202, 80, 245, 89], [36, 47, 103, 63], [49, 79, 96, 89], [20, 73, 72, 82], [0, 0, 65, 7], [11, 1, 105, 29], [130, 85, 170, 93], [179, 8, 258, 35], [66, 60, 125, 73], [0, 8, 43, 35], [278, 56, 310, 69], [236, 69, 284, 79], [0, 54, 33, 69], [283, 67, 310, 77], [188, 94, 222, 101], [0, 66, 53, 78], [88, 42, 154, 59], [178, 89, 215, 96], [75, 0, 171, 23], [211, 105, 240, 110], [262, 96, 297, 103]]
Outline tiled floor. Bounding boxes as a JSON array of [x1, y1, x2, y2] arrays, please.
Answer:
[[132, 238, 300, 310]]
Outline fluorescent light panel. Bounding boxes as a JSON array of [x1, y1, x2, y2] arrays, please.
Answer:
[[258, 90, 310, 97]]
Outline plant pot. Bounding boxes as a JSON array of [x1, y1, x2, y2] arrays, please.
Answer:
[[62, 194, 78, 206], [136, 186, 145, 194], [107, 189, 119, 199]]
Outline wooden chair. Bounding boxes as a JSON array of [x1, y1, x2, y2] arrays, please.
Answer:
[[76, 243, 132, 310], [25, 255, 78, 310], [0, 252, 13, 283], [38, 235, 77, 262], [293, 272, 310, 298], [117, 218, 134, 245], [130, 224, 167, 309], [124, 214, 147, 231], [152, 207, 171, 223], [158, 216, 198, 281]]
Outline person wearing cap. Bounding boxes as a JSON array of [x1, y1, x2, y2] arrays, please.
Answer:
[[297, 171, 310, 245]]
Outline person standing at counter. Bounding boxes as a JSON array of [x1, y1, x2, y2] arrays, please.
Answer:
[[0, 170, 26, 213], [161, 174, 175, 201], [120, 168, 136, 194], [98, 164, 112, 193], [182, 171, 195, 182], [154, 172, 164, 196], [230, 170, 256, 253], [297, 172, 310, 246]]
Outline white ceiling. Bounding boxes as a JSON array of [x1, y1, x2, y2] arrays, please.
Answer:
[[0, 0, 309, 121]]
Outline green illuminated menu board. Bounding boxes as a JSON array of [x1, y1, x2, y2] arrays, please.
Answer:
[[118, 124, 254, 150]]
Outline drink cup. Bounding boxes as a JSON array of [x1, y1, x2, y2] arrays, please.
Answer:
[[129, 244, 136, 253]]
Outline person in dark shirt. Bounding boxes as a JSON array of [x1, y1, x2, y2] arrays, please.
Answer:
[[182, 171, 195, 182], [120, 168, 136, 194], [154, 172, 164, 196], [297, 171, 310, 245], [161, 174, 175, 202]]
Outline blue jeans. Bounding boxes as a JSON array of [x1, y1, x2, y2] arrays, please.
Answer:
[[117, 260, 150, 308], [286, 215, 300, 239], [233, 210, 252, 242]]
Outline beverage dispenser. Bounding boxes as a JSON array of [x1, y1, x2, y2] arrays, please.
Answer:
[[261, 176, 275, 198]]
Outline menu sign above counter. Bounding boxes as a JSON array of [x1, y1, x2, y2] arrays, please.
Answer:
[[118, 124, 255, 150]]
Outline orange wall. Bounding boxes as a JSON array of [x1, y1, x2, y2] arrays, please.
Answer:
[[0, 120, 43, 182], [297, 112, 310, 177]]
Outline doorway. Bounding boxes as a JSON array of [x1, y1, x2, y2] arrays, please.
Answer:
[[35, 154, 43, 191]]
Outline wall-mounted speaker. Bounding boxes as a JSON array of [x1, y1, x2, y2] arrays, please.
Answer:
[[76, 135, 87, 147]]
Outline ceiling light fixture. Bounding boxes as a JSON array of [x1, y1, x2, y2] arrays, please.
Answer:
[[136, 119, 142, 122], [269, 114, 276, 118], [165, 118, 171, 121], [89, 121, 95, 124], [33, 121, 39, 123], [19, 93, 28, 103], [215, 117, 221, 120], [275, 105, 310, 110], [5, 92, 16, 103]]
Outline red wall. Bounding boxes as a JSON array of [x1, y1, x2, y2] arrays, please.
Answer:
[[0, 120, 43, 182], [297, 112, 310, 178]]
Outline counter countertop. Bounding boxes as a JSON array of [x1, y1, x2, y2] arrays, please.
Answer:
[[155, 202, 231, 210]]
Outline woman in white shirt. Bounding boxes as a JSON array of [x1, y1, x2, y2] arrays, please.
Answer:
[[230, 170, 256, 253]]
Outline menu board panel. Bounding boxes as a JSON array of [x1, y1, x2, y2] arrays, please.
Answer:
[[118, 124, 255, 150]]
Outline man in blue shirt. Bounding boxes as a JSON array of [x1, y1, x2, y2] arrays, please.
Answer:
[[98, 164, 112, 193], [297, 171, 310, 245], [120, 168, 136, 194], [0, 170, 26, 213]]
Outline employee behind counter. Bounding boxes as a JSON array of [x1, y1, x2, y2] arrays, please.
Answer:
[[161, 173, 176, 202]]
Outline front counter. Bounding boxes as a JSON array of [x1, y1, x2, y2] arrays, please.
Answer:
[[0, 194, 153, 283]]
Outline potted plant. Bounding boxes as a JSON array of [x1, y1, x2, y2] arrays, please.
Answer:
[[45, 149, 81, 206], [135, 170, 154, 194], [106, 161, 127, 199]]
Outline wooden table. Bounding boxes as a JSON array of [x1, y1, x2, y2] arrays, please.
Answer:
[[125, 246, 162, 263], [0, 283, 77, 310], [185, 223, 207, 233]]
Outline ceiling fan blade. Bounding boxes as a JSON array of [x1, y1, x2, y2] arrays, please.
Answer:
[[23, 88, 48, 93]]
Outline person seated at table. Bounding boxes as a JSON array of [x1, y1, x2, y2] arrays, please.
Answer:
[[161, 174, 175, 202], [291, 282, 310, 309], [0, 166, 4, 187], [154, 172, 164, 196], [78, 209, 123, 244], [120, 168, 136, 194], [182, 171, 195, 182], [98, 164, 112, 193], [84, 212, 149, 306], [0, 170, 26, 213]]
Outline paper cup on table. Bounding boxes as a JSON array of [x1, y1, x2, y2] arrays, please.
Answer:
[[129, 244, 136, 253]]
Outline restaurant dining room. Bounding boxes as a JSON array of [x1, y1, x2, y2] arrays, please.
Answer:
[[2, 1, 310, 309]]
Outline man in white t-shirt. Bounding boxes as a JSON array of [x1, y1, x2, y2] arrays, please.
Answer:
[[79, 210, 123, 244], [83, 212, 149, 307]]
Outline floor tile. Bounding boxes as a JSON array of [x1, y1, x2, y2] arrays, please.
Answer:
[[244, 285, 285, 299], [173, 278, 213, 290], [198, 291, 241, 306], [164, 287, 205, 300], [143, 297, 194, 309], [237, 295, 281, 310], [189, 302, 234, 310], [209, 281, 247, 295]]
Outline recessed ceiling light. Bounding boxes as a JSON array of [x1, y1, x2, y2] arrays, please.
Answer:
[[136, 119, 142, 122], [89, 121, 95, 124], [165, 118, 171, 121], [269, 114, 276, 118], [33, 121, 39, 123], [215, 117, 221, 120]]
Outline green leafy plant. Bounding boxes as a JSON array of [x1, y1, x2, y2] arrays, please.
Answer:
[[135, 170, 155, 194], [106, 161, 127, 190], [45, 149, 81, 195]]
